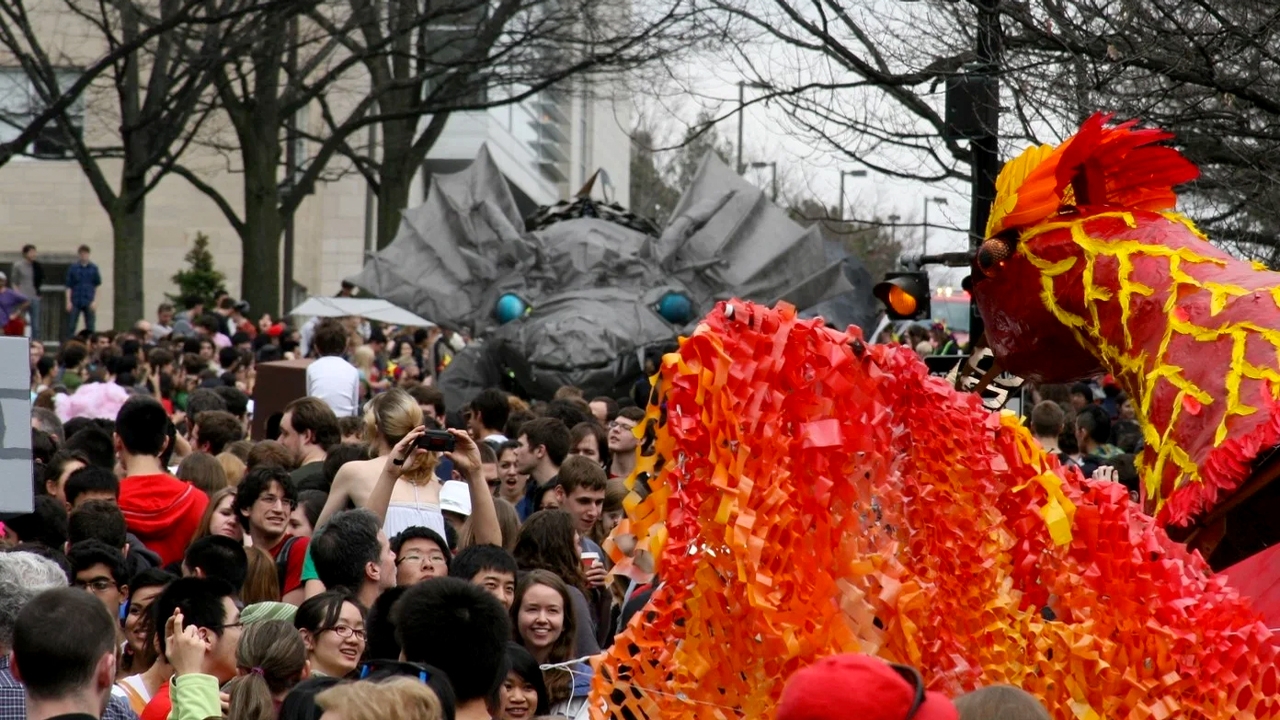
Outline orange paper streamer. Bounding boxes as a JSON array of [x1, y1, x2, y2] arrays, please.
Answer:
[[591, 300, 1279, 720]]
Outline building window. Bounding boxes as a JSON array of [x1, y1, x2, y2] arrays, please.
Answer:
[[0, 67, 85, 159]]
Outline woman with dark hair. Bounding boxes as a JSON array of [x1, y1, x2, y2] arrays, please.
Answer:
[[568, 422, 610, 471], [494, 642, 550, 720], [295, 591, 367, 678], [115, 569, 176, 712], [510, 571, 591, 717], [512, 510, 599, 657], [289, 489, 328, 538]]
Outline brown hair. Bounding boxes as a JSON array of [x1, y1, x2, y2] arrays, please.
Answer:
[[240, 546, 282, 605], [603, 478, 627, 514], [552, 385, 584, 400], [284, 397, 341, 450], [225, 439, 253, 462], [513, 510, 587, 592], [1029, 400, 1065, 438], [315, 678, 443, 720], [247, 440, 294, 471], [192, 487, 238, 543], [313, 319, 349, 357], [953, 685, 1051, 720], [177, 451, 228, 496], [512, 570, 577, 705], [458, 497, 520, 552], [558, 454, 607, 495], [194, 410, 245, 455], [227, 620, 307, 720]]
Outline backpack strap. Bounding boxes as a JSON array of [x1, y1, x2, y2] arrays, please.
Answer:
[[275, 536, 302, 592]]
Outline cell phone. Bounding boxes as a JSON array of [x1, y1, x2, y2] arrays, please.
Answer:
[[415, 429, 455, 453]]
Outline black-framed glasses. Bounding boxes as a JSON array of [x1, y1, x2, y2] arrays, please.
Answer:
[[359, 659, 432, 684], [888, 663, 926, 720]]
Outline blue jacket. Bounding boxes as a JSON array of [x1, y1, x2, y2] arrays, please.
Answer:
[[65, 261, 101, 308]]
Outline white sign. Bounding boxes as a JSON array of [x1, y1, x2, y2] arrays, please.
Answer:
[[0, 337, 32, 514]]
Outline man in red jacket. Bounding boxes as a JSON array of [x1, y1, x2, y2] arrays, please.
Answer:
[[115, 396, 209, 566]]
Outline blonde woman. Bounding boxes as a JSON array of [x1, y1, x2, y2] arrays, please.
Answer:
[[308, 389, 500, 596], [315, 677, 443, 720], [352, 345, 388, 398]]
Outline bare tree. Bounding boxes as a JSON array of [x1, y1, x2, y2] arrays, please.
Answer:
[[972, 0, 1280, 264], [172, 0, 705, 316], [693, 0, 1280, 263], [0, 0, 277, 326]]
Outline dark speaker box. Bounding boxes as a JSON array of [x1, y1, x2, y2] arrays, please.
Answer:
[[251, 359, 312, 440], [944, 74, 998, 141]]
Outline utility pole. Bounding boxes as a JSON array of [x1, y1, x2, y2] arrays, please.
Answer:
[[736, 81, 769, 175], [967, 0, 1002, 345], [737, 82, 744, 175]]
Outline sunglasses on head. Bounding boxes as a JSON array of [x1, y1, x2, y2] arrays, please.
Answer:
[[888, 663, 926, 720], [358, 659, 432, 684]]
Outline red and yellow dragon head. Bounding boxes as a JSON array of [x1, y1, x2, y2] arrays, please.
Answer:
[[971, 113, 1280, 533]]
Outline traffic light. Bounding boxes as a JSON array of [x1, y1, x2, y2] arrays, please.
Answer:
[[874, 271, 931, 320]]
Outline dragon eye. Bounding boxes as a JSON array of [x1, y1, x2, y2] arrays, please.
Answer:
[[977, 237, 1014, 278], [495, 293, 529, 324]]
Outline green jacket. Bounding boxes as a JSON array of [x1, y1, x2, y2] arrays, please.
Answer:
[[168, 673, 221, 720]]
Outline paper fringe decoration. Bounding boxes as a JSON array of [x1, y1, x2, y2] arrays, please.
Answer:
[[591, 300, 1279, 720]]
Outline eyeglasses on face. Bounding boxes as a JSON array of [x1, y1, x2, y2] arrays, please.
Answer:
[[257, 494, 296, 509], [397, 553, 447, 568], [322, 625, 367, 641], [74, 578, 118, 593]]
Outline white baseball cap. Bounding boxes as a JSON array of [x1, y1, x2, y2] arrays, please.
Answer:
[[439, 480, 472, 516]]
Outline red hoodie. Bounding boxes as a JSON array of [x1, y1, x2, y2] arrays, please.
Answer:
[[119, 473, 209, 566]]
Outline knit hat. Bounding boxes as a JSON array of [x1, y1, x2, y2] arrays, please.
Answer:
[[240, 601, 298, 625], [777, 654, 957, 720]]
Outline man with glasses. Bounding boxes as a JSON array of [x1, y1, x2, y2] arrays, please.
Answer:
[[607, 406, 644, 481], [141, 577, 243, 720], [233, 466, 309, 605], [67, 540, 129, 632], [390, 527, 451, 587]]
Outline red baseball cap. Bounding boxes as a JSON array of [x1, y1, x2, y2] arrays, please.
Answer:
[[777, 654, 957, 720]]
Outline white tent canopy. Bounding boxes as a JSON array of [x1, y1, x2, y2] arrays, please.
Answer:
[[288, 297, 435, 327]]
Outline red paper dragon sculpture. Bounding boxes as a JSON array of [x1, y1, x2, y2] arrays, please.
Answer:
[[590, 116, 1280, 720], [972, 113, 1280, 566]]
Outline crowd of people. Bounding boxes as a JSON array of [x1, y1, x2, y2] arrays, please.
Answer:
[[11, 286, 660, 720], [6, 283, 1072, 720], [1024, 377, 1142, 499]]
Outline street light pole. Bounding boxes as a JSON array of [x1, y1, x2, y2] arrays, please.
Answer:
[[736, 81, 770, 175], [737, 81, 744, 175], [922, 196, 947, 255], [838, 169, 868, 220], [750, 161, 778, 202], [888, 214, 901, 243]]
